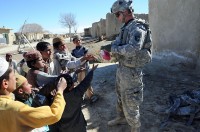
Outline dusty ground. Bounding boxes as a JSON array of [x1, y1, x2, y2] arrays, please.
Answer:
[[1, 39, 200, 132], [83, 59, 200, 132]]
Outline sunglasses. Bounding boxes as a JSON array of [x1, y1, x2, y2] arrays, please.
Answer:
[[115, 12, 122, 18]]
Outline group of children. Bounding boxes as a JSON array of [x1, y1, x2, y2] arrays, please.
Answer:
[[0, 57, 67, 132], [0, 35, 99, 132]]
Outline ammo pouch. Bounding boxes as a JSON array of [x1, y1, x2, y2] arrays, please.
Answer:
[[135, 49, 151, 67], [120, 49, 151, 68]]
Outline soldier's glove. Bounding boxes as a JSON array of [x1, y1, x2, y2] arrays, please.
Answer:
[[111, 36, 121, 46]]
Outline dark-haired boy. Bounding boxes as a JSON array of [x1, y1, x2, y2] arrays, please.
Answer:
[[5, 53, 19, 73], [72, 35, 99, 104], [49, 64, 98, 132], [36, 41, 54, 75]]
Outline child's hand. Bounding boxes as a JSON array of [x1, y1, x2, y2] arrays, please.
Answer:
[[57, 77, 67, 93], [43, 64, 49, 73], [84, 54, 95, 61], [60, 69, 70, 74], [50, 89, 57, 96], [91, 64, 98, 71], [31, 87, 40, 92], [75, 67, 86, 74]]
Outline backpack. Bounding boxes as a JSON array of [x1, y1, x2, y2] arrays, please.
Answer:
[[136, 20, 152, 53]]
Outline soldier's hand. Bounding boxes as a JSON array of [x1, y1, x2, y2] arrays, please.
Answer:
[[112, 36, 121, 46]]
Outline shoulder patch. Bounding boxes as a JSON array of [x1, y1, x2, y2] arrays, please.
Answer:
[[134, 31, 142, 42]]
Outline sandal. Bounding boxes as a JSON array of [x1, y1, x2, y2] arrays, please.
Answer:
[[89, 95, 99, 104]]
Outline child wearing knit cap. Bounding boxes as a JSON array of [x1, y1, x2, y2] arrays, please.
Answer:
[[24, 50, 58, 89], [13, 74, 50, 132], [13, 73, 52, 107], [14, 74, 32, 101], [24, 50, 78, 105]]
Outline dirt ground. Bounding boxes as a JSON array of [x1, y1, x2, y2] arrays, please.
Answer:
[[82, 59, 200, 132], [2, 39, 200, 132]]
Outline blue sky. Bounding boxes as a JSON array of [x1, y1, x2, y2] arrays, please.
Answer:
[[0, 0, 148, 34]]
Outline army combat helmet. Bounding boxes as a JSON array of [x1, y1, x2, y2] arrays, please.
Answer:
[[111, 0, 133, 14]]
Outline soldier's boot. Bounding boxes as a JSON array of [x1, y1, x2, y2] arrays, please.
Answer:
[[107, 117, 127, 126], [131, 127, 140, 132]]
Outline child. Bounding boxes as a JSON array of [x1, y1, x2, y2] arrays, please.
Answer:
[[17, 51, 29, 77], [5, 53, 19, 73], [24, 50, 58, 89], [13, 74, 49, 131], [24, 50, 82, 101], [36, 41, 54, 75], [52, 37, 95, 75], [14, 74, 32, 104], [72, 35, 99, 104], [49, 64, 98, 132], [0, 57, 67, 132]]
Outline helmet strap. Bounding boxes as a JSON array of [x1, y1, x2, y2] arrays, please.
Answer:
[[121, 12, 126, 23]]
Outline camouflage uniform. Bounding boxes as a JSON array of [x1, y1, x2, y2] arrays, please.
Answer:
[[111, 19, 151, 128]]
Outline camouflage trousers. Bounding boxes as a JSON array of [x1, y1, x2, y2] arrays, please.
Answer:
[[115, 64, 143, 128]]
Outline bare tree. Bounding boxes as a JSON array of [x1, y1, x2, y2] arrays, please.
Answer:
[[59, 13, 77, 41], [19, 23, 43, 33], [73, 24, 78, 34]]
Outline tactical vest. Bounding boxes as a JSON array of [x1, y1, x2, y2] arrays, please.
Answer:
[[118, 19, 152, 68]]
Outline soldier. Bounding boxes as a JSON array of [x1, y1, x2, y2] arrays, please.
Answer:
[[108, 0, 152, 132]]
